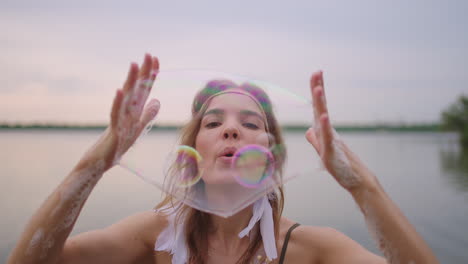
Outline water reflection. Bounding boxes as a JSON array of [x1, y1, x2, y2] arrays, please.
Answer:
[[439, 146, 468, 192], [2, 131, 467, 263]]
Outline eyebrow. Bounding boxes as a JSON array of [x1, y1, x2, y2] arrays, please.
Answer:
[[203, 108, 224, 117], [239, 110, 264, 121], [202, 109, 264, 121]]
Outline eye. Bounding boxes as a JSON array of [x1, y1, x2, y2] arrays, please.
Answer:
[[205, 121, 221, 128], [243, 122, 259, 130]]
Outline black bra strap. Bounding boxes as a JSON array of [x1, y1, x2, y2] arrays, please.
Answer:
[[278, 223, 300, 264]]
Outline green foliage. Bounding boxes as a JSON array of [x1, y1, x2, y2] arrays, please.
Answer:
[[442, 95, 468, 148]]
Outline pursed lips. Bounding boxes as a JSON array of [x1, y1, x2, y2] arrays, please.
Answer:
[[217, 146, 238, 163]]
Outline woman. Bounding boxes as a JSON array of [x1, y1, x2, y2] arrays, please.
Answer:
[[8, 53, 438, 264]]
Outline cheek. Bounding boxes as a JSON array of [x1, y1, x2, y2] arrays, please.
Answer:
[[195, 130, 212, 158], [246, 130, 271, 148]]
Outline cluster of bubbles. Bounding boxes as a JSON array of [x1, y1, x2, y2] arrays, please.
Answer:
[[118, 69, 319, 217], [170, 143, 276, 189]]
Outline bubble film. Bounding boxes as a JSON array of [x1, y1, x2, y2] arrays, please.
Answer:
[[232, 145, 275, 188], [118, 70, 321, 217], [172, 145, 203, 187]]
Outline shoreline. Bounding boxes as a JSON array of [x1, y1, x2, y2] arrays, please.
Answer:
[[0, 123, 442, 132]]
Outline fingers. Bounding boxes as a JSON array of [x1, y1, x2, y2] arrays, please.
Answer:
[[135, 54, 154, 92], [137, 99, 161, 135], [138, 53, 153, 88], [319, 113, 333, 148], [309, 71, 321, 123], [309, 71, 334, 152], [110, 89, 124, 129], [141, 56, 159, 102], [123, 63, 139, 94], [120, 63, 139, 118], [305, 127, 320, 154], [131, 54, 158, 118], [310, 71, 329, 124], [138, 53, 153, 80], [119, 54, 158, 120], [151, 56, 159, 80]]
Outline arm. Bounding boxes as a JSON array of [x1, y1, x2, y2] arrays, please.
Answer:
[[305, 71, 439, 263], [7, 54, 161, 264]]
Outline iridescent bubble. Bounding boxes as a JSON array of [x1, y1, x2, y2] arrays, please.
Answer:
[[232, 144, 275, 188], [172, 145, 202, 187]]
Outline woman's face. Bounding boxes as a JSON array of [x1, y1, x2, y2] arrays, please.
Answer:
[[195, 92, 270, 185]]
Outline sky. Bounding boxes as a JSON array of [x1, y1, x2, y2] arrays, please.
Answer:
[[1, 0, 467, 125]]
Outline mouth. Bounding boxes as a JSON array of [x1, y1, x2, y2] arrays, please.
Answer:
[[218, 147, 238, 159]]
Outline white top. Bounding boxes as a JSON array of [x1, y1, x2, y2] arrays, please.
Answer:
[[154, 196, 277, 264]]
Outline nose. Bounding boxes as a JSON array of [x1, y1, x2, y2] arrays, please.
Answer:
[[223, 126, 240, 140]]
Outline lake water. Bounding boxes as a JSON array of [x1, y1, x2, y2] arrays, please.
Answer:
[[1, 130, 467, 263]]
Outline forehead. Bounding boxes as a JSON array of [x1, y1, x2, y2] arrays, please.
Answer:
[[204, 93, 263, 114]]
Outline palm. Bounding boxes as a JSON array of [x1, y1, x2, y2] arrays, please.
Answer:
[[108, 54, 161, 166], [305, 72, 361, 189]]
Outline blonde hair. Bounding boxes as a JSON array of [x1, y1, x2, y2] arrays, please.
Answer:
[[155, 79, 287, 264]]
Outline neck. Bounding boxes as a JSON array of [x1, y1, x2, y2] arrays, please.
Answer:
[[208, 205, 256, 255]]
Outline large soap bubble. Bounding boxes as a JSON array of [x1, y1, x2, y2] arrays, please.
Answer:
[[118, 70, 320, 217]]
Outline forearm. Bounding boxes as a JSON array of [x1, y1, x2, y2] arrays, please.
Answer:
[[7, 54, 159, 264], [7, 160, 105, 264], [350, 175, 439, 264]]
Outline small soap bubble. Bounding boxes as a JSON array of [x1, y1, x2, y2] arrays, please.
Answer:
[[171, 145, 202, 187], [232, 145, 275, 188]]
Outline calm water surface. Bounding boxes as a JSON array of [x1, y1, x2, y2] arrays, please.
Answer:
[[1, 130, 467, 263]]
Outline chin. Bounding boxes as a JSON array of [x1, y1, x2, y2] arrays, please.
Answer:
[[201, 169, 238, 186]]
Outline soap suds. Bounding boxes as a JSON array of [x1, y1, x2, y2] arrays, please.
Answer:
[[36, 160, 105, 260], [363, 200, 402, 264], [26, 228, 44, 256]]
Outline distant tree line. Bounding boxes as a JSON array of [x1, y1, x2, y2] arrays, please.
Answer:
[[442, 95, 468, 149]]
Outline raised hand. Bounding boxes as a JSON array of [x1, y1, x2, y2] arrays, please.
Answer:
[[111, 54, 160, 164], [77, 54, 161, 172], [305, 71, 375, 191], [304, 71, 440, 263]]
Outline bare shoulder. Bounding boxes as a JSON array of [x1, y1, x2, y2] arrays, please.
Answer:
[[280, 218, 352, 249], [276, 217, 320, 263], [104, 209, 168, 245], [100, 209, 172, 255], [61, 210, 168, 264], [277, 217, 386, 264]]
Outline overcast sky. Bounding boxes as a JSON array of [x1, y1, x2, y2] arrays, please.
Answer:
[[1, 0, 467, 124]]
